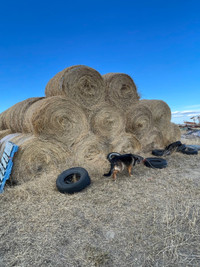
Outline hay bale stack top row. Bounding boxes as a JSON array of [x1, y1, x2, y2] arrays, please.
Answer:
[[0, 65, 181, 184]]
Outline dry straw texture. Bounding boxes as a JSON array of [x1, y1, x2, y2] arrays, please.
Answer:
[[25, 96, 89, 148], [140, 99, 172, 126], [0, 133, 69, 183], [103, 73, 140, 110], [0, 129, 12, 140], [162, 122, 181, 146], [110, 132, 141, 154], [45, 65, 106, 111], [125, 102, 153, 140], [73, 133, 109, 175], [142, 128, 164, 151], [0, 65, 182, 185], [89, 104, 125, 142], [140, 99, 180, 147], [0, 97, 44, 132]]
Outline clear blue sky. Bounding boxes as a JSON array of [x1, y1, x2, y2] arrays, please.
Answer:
[[0, 0, 200, 124]]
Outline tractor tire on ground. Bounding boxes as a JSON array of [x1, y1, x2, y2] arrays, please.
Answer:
[[152, 149, 166, 156], [179, 147, 198, 155], [144, 157, 168, 169], [56, 167, 91, 194]]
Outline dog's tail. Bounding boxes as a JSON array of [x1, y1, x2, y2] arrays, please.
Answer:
[[104, 162, 115, 177], [107, 152, 121, 162]]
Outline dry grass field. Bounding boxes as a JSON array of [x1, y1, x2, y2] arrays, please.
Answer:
[[0, 135, 200, 267]]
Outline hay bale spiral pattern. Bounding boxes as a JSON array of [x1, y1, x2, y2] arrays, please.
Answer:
[[45, 65, 106, 111], [103, 73, 140, 110], [0, 64, 181, 185]]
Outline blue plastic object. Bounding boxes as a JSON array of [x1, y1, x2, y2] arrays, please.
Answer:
[[0, 141, 18, 193]]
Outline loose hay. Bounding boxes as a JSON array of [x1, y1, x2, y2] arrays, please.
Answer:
[[103, 72, 140, 110], [45, 65, 106, 111]]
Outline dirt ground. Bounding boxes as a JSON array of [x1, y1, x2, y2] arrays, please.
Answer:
[[0, 135, 200, 267]]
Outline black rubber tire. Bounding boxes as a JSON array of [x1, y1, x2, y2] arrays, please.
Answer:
[[179, 147, 198, 155], [56, 167, 91, 194], [186, 145, 200, 151], [152, 149, 166, 156], [176, 144, 186, 152], [144, 157, 168, 169], [165, 141, 182, 151]]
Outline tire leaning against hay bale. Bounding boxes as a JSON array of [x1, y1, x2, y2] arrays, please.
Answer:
[[45, 65, 106, 111], [103, 73, 140, 110]]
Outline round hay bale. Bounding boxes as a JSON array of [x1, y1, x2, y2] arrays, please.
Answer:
[[0, 133, 21, 157], [89, 104, 125, 141], [141, 128, 164, 152], [103, 73, 140, 110], [0, 129, 12, 140], [140, 99, 171, 127], [0, 133, 70, 184], [45, 65, 106, 111], [24, 96, 89, 148], [73, 133, 109, 175], [0, 109, 9, 130], [162, 122, 181, 146], [125, 102, 153, 141], [110, 132, 141, 154], [0, 97, 44, 133]]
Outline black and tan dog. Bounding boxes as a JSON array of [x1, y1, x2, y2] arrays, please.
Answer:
[[104, 153, 143, 180]]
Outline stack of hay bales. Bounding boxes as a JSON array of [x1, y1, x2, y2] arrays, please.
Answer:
[[0, 65, 181, 184]]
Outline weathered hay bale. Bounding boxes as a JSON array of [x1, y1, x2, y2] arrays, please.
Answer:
[[125, 102, 153, 141], [89, 104, 125, 142], [140, 99, 171, 127], [24, 96, 89, 148], [0, 109, 9, 130], [140, 99, 181, 147], [45, 65, 106, 111], [0, 133, 70, 184], [110, 132, 141, 154], [141, 128, 164, 151], [0, 97, 44, 132], [73, 133, 109, 175], [103, 73, 140, 110], [162, 122, 181, 146], [0, 133, 21, 157], [0, 129, 12, 140]]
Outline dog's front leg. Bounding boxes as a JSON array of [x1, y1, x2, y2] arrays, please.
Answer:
[[128, 165, 132, 176], [112, 170, 118, 181]]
